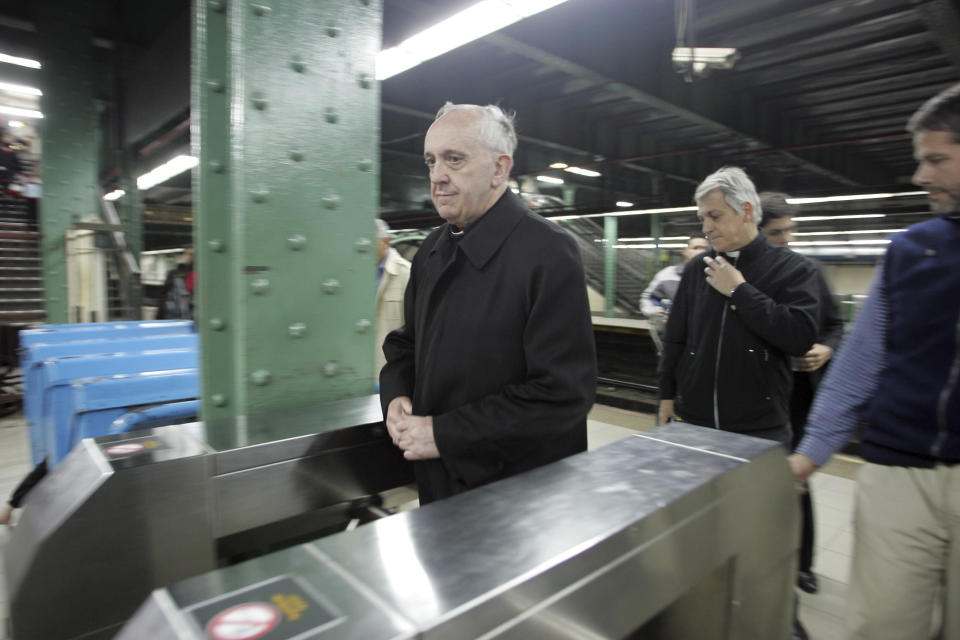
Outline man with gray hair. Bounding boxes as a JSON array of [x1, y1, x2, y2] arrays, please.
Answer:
[[380, 103, 597, 504], [658, 166, 820, 447]]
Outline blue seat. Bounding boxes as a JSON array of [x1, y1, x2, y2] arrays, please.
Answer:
[[19, 320, 194, 350], [20, 334, 198, 464], [37, 350, 198, 468], [68, 372, 200, 457]]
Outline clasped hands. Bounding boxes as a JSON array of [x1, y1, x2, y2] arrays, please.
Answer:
[[385, 396, 440, 460]]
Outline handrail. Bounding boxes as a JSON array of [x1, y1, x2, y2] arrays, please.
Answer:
[[97, 188, 143, 319]]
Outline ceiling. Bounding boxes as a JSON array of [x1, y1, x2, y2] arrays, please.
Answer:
[[1, 0, 958, 249]]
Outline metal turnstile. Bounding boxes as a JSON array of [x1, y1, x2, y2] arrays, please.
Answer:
[[4, 395, 414, 640], [118, 423, 799, 639]]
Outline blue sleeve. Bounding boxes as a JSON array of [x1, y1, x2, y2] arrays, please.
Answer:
[[796, 265, 889, 465]]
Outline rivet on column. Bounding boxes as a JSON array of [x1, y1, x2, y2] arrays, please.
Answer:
[[250, 278, 270, 294], [321, 191, 341, 209], [355, 319, 372, 333], [355, 237, 372, 253], [251, 370, 272, 386], [288, 322, 307, 338], [287, 234, 307, 250], [322, 279, 340, 294]]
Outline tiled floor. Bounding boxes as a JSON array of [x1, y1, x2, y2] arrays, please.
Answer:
[[0, 405, 856, 639]]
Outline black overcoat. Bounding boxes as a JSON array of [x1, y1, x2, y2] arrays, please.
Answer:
[[380, 190, 597, 503]]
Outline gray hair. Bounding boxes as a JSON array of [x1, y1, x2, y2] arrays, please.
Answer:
[[694, 166, 762, 224], [907, 82, 960, 143], [375, 218, 391, 240], [435, 102, 517, 157]]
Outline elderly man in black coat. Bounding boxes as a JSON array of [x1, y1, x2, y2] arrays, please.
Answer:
[[379, 103, 597, 504]]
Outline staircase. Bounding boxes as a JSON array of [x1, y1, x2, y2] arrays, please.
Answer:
[[0, 195, 44, 325], [558, 218, 658, 316]]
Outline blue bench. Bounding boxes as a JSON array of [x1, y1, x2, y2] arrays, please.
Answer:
[[36, 350, 198, 467], [21, 334, 199, 464]]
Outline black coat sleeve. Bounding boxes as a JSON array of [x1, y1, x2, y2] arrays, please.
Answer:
[[729, 257, 820, 357], [815, 268, 844, 352], [658, 260, 695, 399], [378, 240, 426, 416]]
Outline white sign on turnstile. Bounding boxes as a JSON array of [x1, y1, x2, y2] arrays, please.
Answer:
[[104, 443, 145, 456], [205, 602, 281, 640]]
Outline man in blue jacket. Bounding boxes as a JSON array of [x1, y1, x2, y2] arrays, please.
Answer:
[[379, 103, 597, 504], [789, 83, 960, 639]]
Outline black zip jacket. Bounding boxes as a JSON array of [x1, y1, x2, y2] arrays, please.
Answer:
[[659, 233, 820, 433]]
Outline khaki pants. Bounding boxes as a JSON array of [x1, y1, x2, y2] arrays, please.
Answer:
[[848, 463, 960, 639]]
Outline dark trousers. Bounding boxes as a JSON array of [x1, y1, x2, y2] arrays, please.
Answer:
[[790, 373, 816, 573]]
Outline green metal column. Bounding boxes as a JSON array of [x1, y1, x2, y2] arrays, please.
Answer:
[[603, 215, 617, 317], [651, 212, 664, 263], [38, 4, 100, 324], [119, 149, 143, 259], [193, 0, 381, 433]]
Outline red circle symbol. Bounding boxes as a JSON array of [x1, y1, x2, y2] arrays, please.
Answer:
[[206, 602, 281, 640], [104, 443, 145, 456]]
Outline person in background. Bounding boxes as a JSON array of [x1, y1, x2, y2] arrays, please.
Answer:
[[759, 191, 845, 597], [789, 82, 960, 640], [157, 248, 194, 320], [374, 218, 411, 378], [379, 102, 596, 504], [0, 130, 22, 192], [640, 235, 709, 335]]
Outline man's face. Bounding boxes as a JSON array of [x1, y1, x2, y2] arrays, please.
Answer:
[[913, 129, 960, 213], [697, 189, 757, 253], [423, 111, 511, 229], [681, 238, 709, 261], [377, 236, 390, 262], [761, 217, 796, 248]]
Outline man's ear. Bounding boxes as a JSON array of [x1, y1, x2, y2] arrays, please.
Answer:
[[741, 201, 754, 224], [491, 153, 514, 187]]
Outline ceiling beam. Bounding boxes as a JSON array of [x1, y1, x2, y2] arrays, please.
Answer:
[[483, 33, 866, 187]]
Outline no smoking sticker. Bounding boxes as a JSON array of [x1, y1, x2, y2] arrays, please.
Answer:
[[104, 442, 145, 456], [188, 576, 340, 639], [205, 602, 281, 640]]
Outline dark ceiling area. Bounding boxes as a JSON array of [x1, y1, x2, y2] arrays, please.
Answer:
[[2, 0, 959, 245]]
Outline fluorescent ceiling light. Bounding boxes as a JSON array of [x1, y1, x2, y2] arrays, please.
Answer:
[[549, 162, 568, 169], [792, 229, 906, 237], [671, 47, 739, 74], [137, 155, 198, 191], [537, 175, 564, 184], [615, 243, 687, 249], [0, 105, 41, 119], [616, 201, 633, 208], [552, 205, 697, 221], [376, 0, 569, 80], [672, 47, 738, 63], [510, 187, 520, 193], [564, 166, 601, 177], [103, 189, 126, 201], [794, 247, 886, 257], [0, 53, 41, 69], [8, 120, 24, 128], [787, 191, 925, 204], [617, 236, 690, 242], [0, 81, 41, 97], [789, 239, 891, 247], [793, 214, 886, 222]]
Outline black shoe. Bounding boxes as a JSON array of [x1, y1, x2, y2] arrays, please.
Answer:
[[797, 570, 819, 594], [792, 619, 809, 640]]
